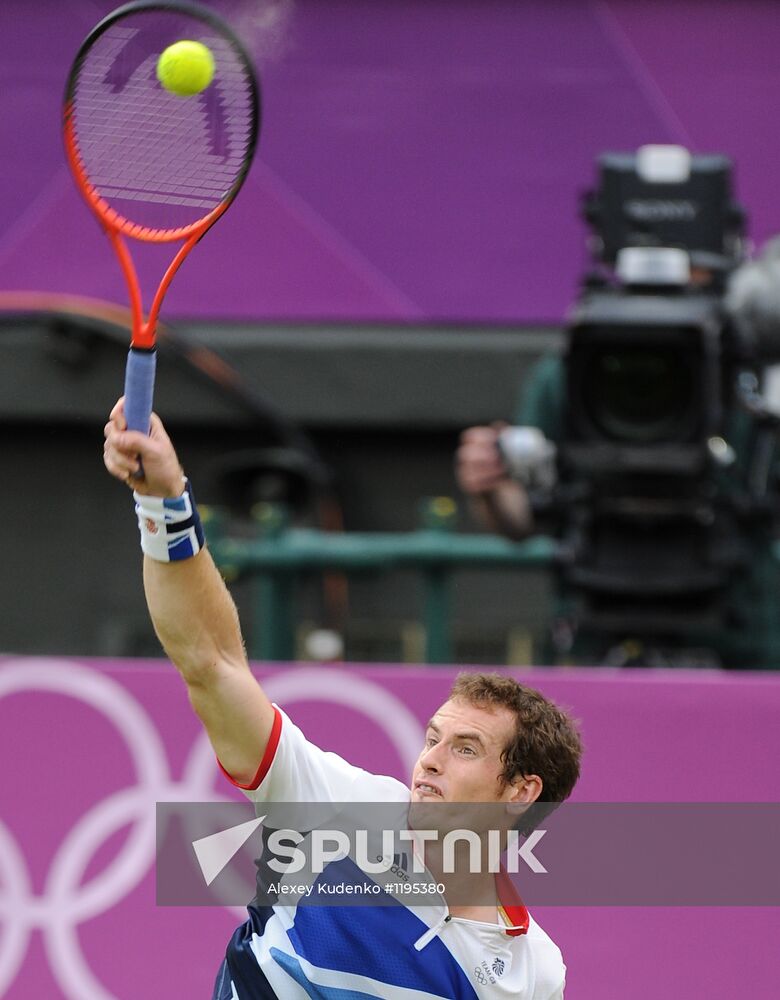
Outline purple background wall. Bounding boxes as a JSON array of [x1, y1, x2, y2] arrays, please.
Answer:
[[3, 8, 779, 992], [1, 656, 778, 999], [1, 1, 780, 323]]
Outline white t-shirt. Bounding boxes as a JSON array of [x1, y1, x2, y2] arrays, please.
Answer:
[[216, 706, 566, 1000]]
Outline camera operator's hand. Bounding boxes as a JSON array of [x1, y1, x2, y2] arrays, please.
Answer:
[[455, 425, 510, 495], [455, 424, 535, 540]]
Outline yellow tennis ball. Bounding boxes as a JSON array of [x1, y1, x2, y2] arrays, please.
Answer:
[[156, 40, 215, 97]]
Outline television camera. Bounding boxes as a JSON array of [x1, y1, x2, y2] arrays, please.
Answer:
[[502, 145, 780, 665]]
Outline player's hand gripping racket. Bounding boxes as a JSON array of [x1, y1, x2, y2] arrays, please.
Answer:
[[64, 0, 260, 437]]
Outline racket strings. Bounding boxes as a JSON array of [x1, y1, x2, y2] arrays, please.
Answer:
[[70, 16, 255, 232]]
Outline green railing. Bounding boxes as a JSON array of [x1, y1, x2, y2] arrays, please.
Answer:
[[205, 499, 558, 663]]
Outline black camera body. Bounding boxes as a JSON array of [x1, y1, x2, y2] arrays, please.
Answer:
[[542, 147, 764, 657], [564, 288, 724, 479]]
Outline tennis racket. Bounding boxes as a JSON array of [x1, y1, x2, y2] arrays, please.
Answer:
[[64, 0, 260, 435]]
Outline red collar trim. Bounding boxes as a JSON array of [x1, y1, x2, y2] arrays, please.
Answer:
[[496, 867, 529, 936]]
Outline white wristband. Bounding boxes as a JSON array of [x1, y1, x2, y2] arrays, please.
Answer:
[[133, 479, 205, 562]]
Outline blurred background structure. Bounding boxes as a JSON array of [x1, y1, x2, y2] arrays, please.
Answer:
[[4, 0, 780, 666]]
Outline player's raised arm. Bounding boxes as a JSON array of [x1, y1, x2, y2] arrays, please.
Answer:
[[103, 399, 275, 786]]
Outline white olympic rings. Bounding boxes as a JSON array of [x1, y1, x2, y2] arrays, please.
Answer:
[[0, 657, 424, 999]]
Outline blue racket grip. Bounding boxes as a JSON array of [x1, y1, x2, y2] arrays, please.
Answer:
[[123, 347, 156, 435]]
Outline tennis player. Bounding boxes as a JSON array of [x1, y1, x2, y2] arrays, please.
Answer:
[[104, 399, 583, 999]]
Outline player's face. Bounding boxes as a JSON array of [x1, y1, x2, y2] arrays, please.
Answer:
[[411, 698, 520, 804]]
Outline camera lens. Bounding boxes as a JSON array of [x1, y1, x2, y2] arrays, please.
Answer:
[[583, 346, 694, 443]]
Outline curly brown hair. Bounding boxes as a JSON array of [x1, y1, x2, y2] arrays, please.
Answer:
[[449, 671, 583, 832]]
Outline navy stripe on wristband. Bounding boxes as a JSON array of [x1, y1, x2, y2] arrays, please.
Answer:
[[133, 479, 204, 563]]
